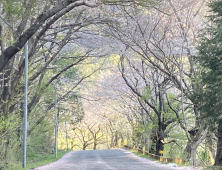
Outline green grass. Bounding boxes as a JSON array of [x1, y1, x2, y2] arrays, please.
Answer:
[[5, 149, 72, 170], [129, 149, 158, 162], [204, 166, 221, 170]]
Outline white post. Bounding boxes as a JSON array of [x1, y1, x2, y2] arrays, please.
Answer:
[[22, 42, 28, 168], [55, 88, 58, 158]]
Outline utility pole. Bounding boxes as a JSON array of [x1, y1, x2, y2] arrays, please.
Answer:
[[54, 88, 58, 158], [65, 110, 68, 150], [22, 42, 28, 168]]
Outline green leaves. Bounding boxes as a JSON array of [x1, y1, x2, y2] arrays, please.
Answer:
[[194, 0, 222, 124], [2, 0, 25, 18], [141, 86, 152, 101]]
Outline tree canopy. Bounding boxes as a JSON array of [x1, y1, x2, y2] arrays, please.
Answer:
[[1, 0, 222, 169]]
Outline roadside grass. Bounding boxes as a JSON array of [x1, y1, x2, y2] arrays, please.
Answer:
[[204, 166, 221, 170], [129, 149, 157, 162], [5, 149, 72, 170]]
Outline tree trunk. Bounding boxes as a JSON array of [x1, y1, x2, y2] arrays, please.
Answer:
[[127, 132, 130, 146], [131, 122, 138, 147], [93, 141, 97, 150], [214, 122, 222, 166], [3, 134, 10, 165], [110, 135, 114, 148], [156, 139, 164, 156], [191, 147, 197, 166], [106, 134, 109, 149], [149, 136, 156, 154], [83, 142, 87, 150], [206, 134, 215, 165], [121, 134, 124, 146], [145, 137, 149, 152], [114, 131, 118, 147], [184, 141, 191, 160], [71, 141, 74, 149]]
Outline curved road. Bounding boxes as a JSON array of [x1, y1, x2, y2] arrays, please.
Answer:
[[35, 149, 194, 170]]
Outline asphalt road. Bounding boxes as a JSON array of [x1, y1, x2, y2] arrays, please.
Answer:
[[35, 149, 194, 170]]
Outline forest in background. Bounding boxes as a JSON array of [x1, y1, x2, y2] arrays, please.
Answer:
[[0, 0, 222, 168]]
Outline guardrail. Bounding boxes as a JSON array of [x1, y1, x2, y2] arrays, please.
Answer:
[[124, 145, 185, 165]]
